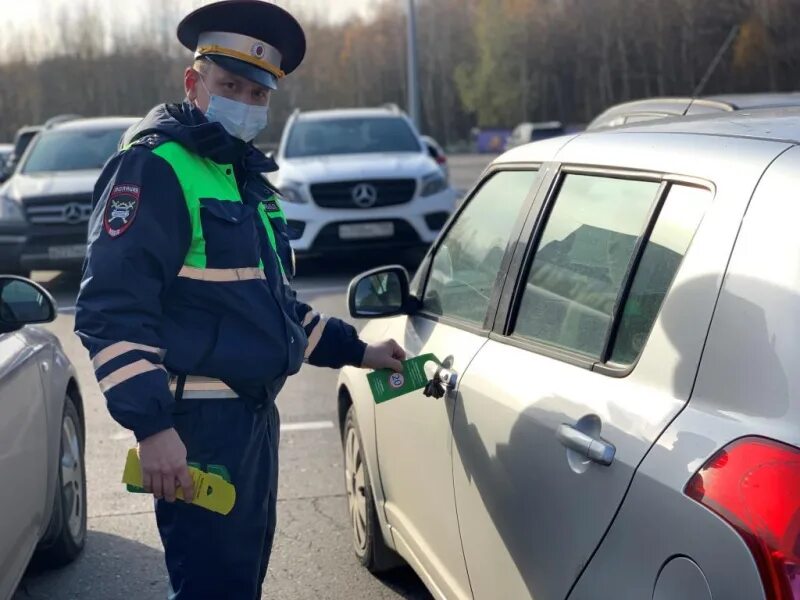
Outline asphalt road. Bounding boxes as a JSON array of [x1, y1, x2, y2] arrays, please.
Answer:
[[12, 154, 495, 600]]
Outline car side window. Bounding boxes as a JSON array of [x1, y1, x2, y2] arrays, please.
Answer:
[[423, 170, 539, 326], [513, 175, 661, 358], [609, 185, 711, 364]]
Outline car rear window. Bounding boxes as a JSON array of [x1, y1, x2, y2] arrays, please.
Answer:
[[21, 127, 127, 173], [285, 117, 421, 158]]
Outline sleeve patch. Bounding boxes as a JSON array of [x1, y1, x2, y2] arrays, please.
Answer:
[[103, 184, 141, 238]]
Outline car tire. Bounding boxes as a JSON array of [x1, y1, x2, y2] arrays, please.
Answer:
[[343, 405, 402, 573], [36, 393, 87, 567]]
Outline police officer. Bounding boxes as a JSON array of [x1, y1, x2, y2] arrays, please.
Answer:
[[74, 2, 406, 597]]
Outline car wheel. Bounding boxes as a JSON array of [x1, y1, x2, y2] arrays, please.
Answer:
[[343, 405, 402, 573], [36, 393, 87, 567]]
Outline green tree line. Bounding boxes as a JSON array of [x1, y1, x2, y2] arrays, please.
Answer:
[[1, 0, 798, 147]]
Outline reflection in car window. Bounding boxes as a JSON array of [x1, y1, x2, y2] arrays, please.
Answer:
[[0, 280, 47, 323], [22, 128, 128, 174], [424, 170, 539, 326], [514, 175, 660, 358], [355, 273, 403, 313], [610, 185, 711, 364]]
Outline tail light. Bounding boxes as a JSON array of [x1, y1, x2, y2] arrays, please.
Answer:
[[435, 155, 447, 165], [685, 437, 800, 599]]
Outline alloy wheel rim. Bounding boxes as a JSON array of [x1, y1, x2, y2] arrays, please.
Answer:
[[60, 414, 84, 539], [345, 426, 368, 553]]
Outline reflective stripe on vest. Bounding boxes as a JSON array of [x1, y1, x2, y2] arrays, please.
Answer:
[[135, 140, 286, 276]]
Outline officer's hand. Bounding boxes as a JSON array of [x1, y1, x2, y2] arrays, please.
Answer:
[[362, 339, 406, 372], [138, 428, 195, 503]]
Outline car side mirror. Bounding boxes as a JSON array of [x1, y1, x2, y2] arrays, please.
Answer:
[[348, 266, 416, 319], [0, 276, 57, 333]]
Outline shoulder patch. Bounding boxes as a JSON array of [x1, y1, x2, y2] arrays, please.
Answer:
[[103, 184, 141, 238], [262, 197, 280, 212], [131, 133, 167, 150]]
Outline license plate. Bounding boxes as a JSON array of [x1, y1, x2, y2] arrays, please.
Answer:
[[339, 222, 395, 240], [48, 244, 86, 259]]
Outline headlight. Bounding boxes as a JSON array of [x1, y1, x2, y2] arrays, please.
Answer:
[[420, 172, 448, 197], [278, 182, 307, 204], [0, 195, 24, 223]]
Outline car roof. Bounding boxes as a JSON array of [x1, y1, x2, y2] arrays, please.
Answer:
[[14, 125, 44, 137], [589, 92, 800, 130], [606, 107, 800, 142], [704, 92, 800, 109], [47, 117, 141, 131], [295, 108, 406, 121], [498, 108, 800, 166]]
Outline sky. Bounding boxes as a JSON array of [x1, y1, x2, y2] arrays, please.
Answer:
[[0, 0, 375, 31]]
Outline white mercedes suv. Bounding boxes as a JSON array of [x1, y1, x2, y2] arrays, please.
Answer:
[[269, 107, 458, 259]]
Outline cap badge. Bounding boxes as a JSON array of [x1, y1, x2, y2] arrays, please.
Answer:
[[251, 42, 266, 59]]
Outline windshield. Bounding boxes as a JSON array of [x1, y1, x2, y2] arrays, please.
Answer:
[[285, 117, 422, 158], [21, 127, 127, 173]]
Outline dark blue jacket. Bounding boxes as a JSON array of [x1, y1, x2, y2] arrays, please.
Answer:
[[75, 102, 366, 441]]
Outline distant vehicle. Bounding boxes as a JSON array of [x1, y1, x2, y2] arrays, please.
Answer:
[[420, 135, 449, 182], [472, 128, 512, 154], [2, 126, 43, 181], [504, 121, 565, 150], [0, 275, 86, 600], [337, 108, 800, 600], [43, 114, 83, 129], [587, 91, 800, 130], [0, 117, 140, 277], [0, 144, 12, 176], [270, 105, 458, 260]]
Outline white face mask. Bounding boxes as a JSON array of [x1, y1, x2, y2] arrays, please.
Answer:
[[196, 75, 269, 142]]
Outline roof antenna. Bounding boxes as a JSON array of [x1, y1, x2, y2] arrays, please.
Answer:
[[687, 24, 741, 114]]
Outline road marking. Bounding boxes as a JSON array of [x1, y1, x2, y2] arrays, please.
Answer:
[[281, 420, 335, 432], [295, 285, 348, 296], [108, 420, 336, 441]]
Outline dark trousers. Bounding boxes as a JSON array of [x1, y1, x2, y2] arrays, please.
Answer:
[[155, 397, 280, 599]]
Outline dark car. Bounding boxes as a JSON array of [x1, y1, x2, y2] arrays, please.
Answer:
[[587, 92, 800, 130], [1, 126, 43, 183], [0, 144, 12, 175], [0, 117, 140, 277]]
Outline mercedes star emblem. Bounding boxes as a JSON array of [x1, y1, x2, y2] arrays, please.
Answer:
[[351, 183, 378, 208], [62, 203, 85, 224]]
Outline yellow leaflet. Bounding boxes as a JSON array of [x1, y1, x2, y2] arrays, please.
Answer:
[[122, 448, 236, 515]]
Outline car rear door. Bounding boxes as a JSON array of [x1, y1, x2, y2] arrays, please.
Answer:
[[373, 167, 544, 599], [0, 329, 49, 597], [450, 165, 732, 599]]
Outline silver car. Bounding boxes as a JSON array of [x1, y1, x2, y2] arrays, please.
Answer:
[[0, 276, 86, 599], [337, 109, 800, 599]]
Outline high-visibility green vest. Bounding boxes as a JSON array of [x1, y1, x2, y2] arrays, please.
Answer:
[[146, 140, 286, 275]]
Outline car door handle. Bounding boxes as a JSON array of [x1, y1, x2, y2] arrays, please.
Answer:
[[557, 424, 616, 466]]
